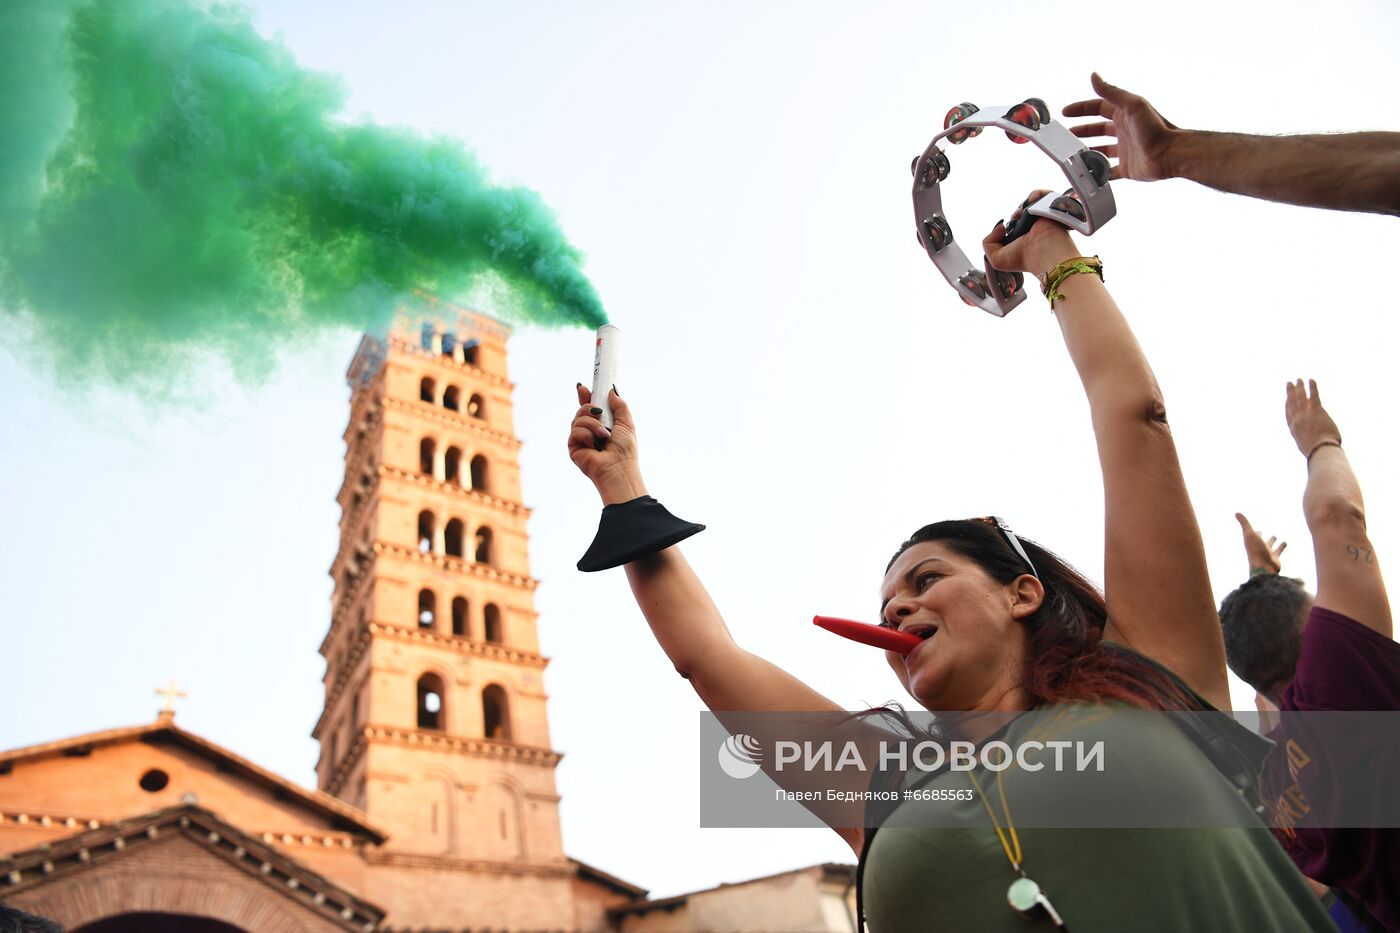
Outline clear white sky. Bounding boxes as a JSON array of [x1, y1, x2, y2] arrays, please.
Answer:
[[3, 0, 1399, 899]]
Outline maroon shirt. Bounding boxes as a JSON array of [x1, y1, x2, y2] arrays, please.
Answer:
[[1277, 606, 1400, 931]]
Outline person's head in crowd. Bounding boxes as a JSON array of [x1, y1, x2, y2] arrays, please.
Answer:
[[1219, 573, 1313, 703], [881, 518, 1198, 714], [0, 904, 64, 933]]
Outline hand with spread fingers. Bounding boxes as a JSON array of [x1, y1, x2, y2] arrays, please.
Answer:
[[568, 384, 646, 504], [1284, 379, 1342, 460], [1063, 72, 1400, 214], [1062, 72, 1179, 183], [1235, 512, 1286, 576]]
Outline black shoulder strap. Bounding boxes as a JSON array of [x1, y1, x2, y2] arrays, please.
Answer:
[[1099, 644, 1276, 815], [855, 823, 875, 933]]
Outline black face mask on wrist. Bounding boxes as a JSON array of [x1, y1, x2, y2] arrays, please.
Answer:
[[577, 496, 706, 572]]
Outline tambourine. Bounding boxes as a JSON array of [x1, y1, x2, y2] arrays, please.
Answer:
[[912, 98, 1116, 317]]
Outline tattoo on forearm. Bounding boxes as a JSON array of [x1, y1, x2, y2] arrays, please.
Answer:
[[1345, 544, 1375, 564]]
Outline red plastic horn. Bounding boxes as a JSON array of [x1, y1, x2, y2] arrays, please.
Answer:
[[813, 616, 923, 655]]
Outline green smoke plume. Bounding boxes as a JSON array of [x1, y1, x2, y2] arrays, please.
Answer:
[[0, 0, 606, 389]]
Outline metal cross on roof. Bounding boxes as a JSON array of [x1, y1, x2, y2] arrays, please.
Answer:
[[154, 679, 188, 715]]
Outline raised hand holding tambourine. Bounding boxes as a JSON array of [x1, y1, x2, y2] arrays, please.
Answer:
[[913, 97, 1116, 316]]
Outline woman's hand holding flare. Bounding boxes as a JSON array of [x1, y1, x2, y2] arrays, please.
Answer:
[[569, 384, 648, 505]]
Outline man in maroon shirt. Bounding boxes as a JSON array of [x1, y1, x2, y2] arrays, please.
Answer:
[[1219, 379, 1400, 931]]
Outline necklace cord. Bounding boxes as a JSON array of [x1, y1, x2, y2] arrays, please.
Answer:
[[967, 764, 1022, 870]]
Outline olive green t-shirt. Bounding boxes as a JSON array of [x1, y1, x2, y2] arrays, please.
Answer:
[[862, 707, 1337, 932]]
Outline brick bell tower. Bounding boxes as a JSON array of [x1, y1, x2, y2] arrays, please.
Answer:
[[314, 308, 575, 923]]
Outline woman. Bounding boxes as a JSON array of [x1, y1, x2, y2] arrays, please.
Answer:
[[567, 193, 1336, 931]]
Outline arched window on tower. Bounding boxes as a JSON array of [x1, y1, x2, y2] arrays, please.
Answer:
[[445, 519, 465, 558], [420, 377, 435, 404], [444, 447, 462, 485], [418, 589, 436, 630], [452, 597, 468, 637], [421, 322, 435, 351], [441, 331, 456, 358], [474, 526, 493, 565], [463, 342, 479, 366], [443, 386, 461, 412], [482, 684, 511, 741], [417, 674, 445, 731], [417, 511, 435, 553], [467, 393, 485, 420], [419, 437, 436, 477], [469, 455, 488, 492], [484, 603, 502, 644]]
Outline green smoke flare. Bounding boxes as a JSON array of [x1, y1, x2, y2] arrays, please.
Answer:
[[0, 0, 606, 389]]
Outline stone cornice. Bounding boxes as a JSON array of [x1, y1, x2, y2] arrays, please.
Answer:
[[380, 465, 530, 518], [313, 632, 373, 739], [314, 623, 548, 739], [257, 829, 360, 851], [336, 451, 377, 504], [328, 465, 533, 583], [324, 727, 563, 797], [340, 384, 385, 445], [382, 396, 522, 451], [322, 546, 537, 657], [370, 727, 561, 768], [0, 812, 363, 854], [327, 550, 375, 626], [375, 543, 537, 590], [328, 515, 378, 583], [324, 730, 368, 797], [0, 805, 384, 931], [370, 622, 547, 669], [337, 395, 384, 486], [364, 849, 573, 880], [0, 811, 102, 832], [387, 333, 514, 391]]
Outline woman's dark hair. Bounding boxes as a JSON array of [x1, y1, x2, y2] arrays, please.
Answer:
[[0, 904, 64, 933], [888, 519, 1203, 712]]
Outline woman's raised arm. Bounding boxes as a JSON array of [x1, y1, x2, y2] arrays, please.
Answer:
[[569, 385, 877, 850], [570, 385, 845, 713], [983, 201, 1230, 709]]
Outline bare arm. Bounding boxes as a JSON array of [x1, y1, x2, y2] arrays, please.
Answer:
[[569, 386, 875, 851], [1285, 379, 1392, 637], [983, 206, 1230, 710], [1063, 73, 1400, 215], [1164, 131, 1400, 214], [570, 388, 847, 712]]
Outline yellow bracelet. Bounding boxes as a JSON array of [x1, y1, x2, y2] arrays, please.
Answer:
[[1039, 256, 1104, 309]]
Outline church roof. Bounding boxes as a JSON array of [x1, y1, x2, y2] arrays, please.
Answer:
[[606, 862, 855, 918], [568, 856, 649, 898], [0, 716, 387, 843], [0, 802, 386, 930]]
